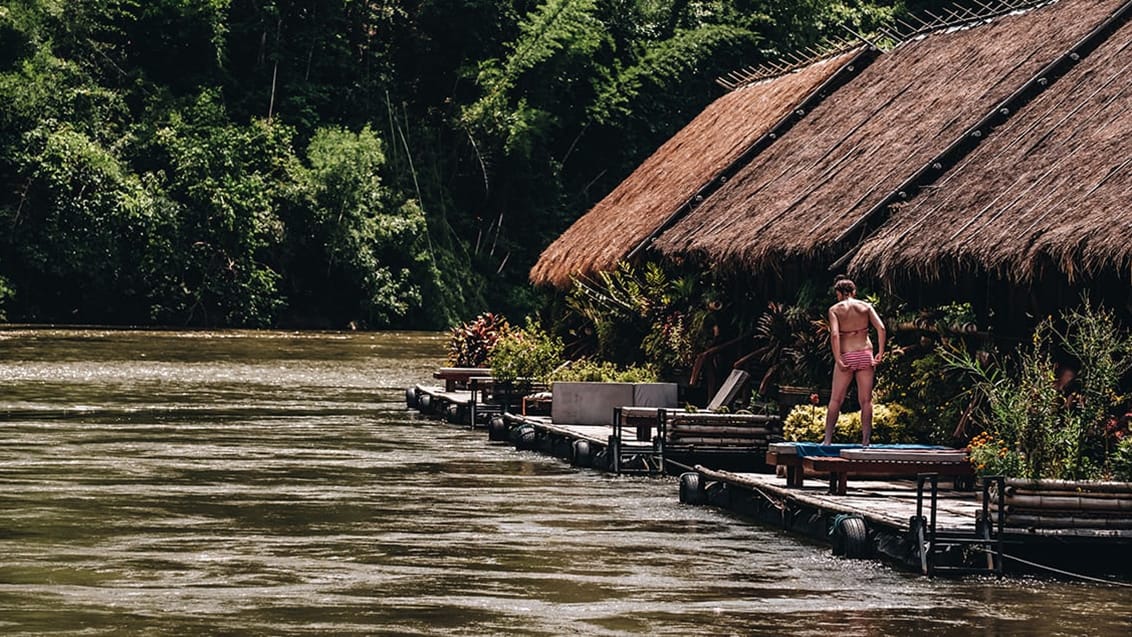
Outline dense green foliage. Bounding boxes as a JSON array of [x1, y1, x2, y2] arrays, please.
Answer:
[[944, 301, 1132, 480], [0, 0, 917, 328]]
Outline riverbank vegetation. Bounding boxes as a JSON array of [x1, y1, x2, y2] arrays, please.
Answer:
[[451, 259, 1132, 480], [0, 0, 926, 329]]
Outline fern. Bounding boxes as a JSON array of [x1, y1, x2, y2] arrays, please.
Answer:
[[590, 24, 759, 125]]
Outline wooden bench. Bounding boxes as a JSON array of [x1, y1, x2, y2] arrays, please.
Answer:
[[803, 449, 973, 495], [433, 367, 493, 391], [766, 446, 807, 488], [657, 409, 783, 472]]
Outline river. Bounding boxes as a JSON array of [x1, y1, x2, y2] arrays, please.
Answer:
[[0, 328, 1128, 636]]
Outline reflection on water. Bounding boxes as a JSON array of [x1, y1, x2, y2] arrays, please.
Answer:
[[1, 328, 1129, 636]]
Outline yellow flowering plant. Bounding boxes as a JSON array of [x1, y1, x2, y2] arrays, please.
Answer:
[[967, 431, 1024, 477], [783, 403, 914, 444]]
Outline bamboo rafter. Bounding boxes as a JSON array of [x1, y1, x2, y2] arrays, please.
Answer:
[[717, 0, 1053, 92]]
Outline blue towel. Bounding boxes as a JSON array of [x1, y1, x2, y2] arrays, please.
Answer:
[[787, 442, 947, 457]]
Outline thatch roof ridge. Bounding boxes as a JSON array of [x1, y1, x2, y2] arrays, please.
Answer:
[[529, 49, 863, 289], [849, 7, 1132, 284], [652, 0, 1127, 275]]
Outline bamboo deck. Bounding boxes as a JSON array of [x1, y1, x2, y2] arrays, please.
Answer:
[[413, 385, 474, 407], [696, 467, 981, 533], [504, 415, 616, 445]]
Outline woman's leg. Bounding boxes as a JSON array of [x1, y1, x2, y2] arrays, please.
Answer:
[[822, 366, 854, 445], [856, 366, 876, 446]]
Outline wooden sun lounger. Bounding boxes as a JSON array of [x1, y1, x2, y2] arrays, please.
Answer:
[[434, 367, 492, 391], [765, 446, 807, 488], [804, 449, 974, 495]]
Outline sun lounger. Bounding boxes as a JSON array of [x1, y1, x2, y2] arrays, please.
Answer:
[[768, 442, 972, 494], [806, 448, 974, 495]]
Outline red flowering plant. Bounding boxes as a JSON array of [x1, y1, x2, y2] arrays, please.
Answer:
[[447, 312, 510, 368]]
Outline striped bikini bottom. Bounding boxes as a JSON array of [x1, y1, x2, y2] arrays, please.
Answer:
[[842, 349, 874, 372]]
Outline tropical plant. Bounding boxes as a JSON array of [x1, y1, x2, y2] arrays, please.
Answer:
[[566, 260, 716, 375], [967, 431, 1024, 478], [447, 312, 510, 367], [548, 358, 658, 383], [748, 287, 832, 394], [490, 317, 564, 384], [1111, 436, 1132, 482], [942, 300, 1132, 480]]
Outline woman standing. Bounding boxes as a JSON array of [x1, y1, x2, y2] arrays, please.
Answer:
[[823, 278, 885, 446]]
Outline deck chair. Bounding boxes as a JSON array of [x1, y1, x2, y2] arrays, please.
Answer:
[[705, 368, 751, 411]]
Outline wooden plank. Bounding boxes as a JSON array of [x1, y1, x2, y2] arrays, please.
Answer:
[[705, 368, 751, 410]]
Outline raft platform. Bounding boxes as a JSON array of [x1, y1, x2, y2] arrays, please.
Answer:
[[403, 378, 1132, 581], [680, 465, 1132, 579]]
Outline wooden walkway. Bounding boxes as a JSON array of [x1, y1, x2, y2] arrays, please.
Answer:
[[697, 467, 982, 533], [506, 415, 616, 444]]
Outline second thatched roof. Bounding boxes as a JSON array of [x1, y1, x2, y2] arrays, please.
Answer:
[[849, 9, 1132, 285], [652, 0, 1128, 275]]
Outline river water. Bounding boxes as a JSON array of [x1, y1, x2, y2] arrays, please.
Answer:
[[0, 328, 1128, 636]]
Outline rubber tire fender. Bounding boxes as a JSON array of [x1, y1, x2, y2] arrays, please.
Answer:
[[572, 440, 592, 468], [679, 472, 708, 505], [832, 515, 870, 558], [488, 416, 508, 441]]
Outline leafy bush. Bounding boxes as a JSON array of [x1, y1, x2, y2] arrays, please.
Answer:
[[967, 431, 1025, 477], [566, 260, 717, 375], [877, 348, 974, 445], [0, 274, 11, 320], [490, 318, 564, 384], [782, 403, 914, 444], [1111, 437, 1132, 482], [447, 312, 509, 367], [943, 300, 1132, 480], [548, 359, 658, 383], [747, 284, 833, 394]]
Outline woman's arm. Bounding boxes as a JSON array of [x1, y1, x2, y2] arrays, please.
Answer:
[[829, 308, 846, 369], [869, 305, 886, 363]]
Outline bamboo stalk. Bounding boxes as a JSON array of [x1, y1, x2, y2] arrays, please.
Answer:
[[1005, 478, 1132, 494], [671, 414, 778, 424], [992, 494, 1132, 511], [670, 437, 769, 446], [1002, 514, 1132, 530], [1003, 486, 1132, 500], [670, 425, 776, 435]]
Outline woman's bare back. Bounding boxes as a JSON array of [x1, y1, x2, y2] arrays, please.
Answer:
[[829, 299, 875, 353]]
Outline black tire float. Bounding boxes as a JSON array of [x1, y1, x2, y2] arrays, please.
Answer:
[[592, 447, 609, 471], [831, 515, 870, 558], [572, 440, 592, 467], [445, 403, 462, 424], [405, 387, 418, 409], [418, 393, 432, 413], [488, 416, 508, 441], [514, 424, 537, 450], [679, 472, 708, 505], [554, 437, 574, 461]]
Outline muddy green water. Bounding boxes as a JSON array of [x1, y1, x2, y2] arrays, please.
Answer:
[[0, 328, 1129, 636]]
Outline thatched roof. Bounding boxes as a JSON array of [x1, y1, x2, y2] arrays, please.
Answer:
[[528, 50, 863, 289], [849, 8, 1132, 284], [653, 0, 1128, 275]]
